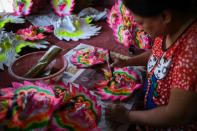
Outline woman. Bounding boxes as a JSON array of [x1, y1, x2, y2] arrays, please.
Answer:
[[106, 0, 197, 130]]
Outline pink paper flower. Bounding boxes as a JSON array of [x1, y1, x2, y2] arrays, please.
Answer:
[[70, 47, 108, 68], [17, 25, 53, 41], [95, 67, 143, 101]]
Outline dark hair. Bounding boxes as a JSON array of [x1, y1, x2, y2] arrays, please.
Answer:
[[123, 0, 195, 17]]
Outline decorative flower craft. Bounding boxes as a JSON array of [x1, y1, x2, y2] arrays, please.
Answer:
[[107, 5, 122, 29], [3, 81, 58, 130], [107, 0, 152, 49], [0, 88, 14, 123], [135, 30, 152, 49], [0, 30, 49, 70], [51, 0, 75, 17], [0, 81, 101, 130], [0, 30, 20, 70], [17, 25, 53, 41], [53, 15, 101, 41], [0, 14, 25, 29], [13, 0, 33, 16], [115, 23, 136, 47], [70, 47, 108, 68], [50, 83, 101, 131], [95, 67, 142, 101], [107, 0, 134, 30]]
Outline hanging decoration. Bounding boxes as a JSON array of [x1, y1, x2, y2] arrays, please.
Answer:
[[13, 0, 51, 16], [107, 0, 151, 49], [53, 15, 101, 41], [13, 0, 33, 16], [51, 0, 75, 17], [95, 67, 142, 101], [70, 47, 108, 68]]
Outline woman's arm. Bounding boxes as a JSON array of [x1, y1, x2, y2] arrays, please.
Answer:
[[127, 49, 152, 66], [110, 49, 152, 67], [128, 88, 197, 127]]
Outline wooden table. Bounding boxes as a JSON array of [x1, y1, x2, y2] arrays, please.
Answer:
[[0, 19, 131, 88], [0, 18, 145, 131]]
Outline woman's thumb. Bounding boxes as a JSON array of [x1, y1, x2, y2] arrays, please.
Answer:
[[110, 58, 118, 67]]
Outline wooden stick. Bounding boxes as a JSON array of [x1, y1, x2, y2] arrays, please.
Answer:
[[24, 45, 62, 78]]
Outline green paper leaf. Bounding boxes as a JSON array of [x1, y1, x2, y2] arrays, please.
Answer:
[[15, 42, 31, 53], [58, 29, 83, 37], [85, 16, 92, 24], [0, 19, 9, 29], [0, 54, 6, 62]]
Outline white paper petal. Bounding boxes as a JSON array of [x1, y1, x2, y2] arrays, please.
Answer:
[[27, 13, 59, 26], [53, 15, 101, 41], [7, 15, 25, 23]]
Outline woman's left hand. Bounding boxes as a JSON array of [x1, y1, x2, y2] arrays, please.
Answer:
[[105, 104, 130, 123]]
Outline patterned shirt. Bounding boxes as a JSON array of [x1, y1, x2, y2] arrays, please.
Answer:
[[145, 21, 197, 130]]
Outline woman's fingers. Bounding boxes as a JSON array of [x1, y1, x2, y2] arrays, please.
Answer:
[[110, 58, 118, 67], [105, 104, 124, 121], [110, 58, 127, 68], [105, 103, 130, 123], [105, 103, 115, 113]]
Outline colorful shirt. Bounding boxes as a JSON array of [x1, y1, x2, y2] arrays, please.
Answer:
[[144, 20, 197, 130]]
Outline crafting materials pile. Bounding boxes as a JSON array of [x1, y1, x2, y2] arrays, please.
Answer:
[[0, 81, 101, 130]]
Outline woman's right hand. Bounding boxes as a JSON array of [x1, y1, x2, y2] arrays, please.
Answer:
[[110, 49, 152, 67], [109, 53, 129, 68]]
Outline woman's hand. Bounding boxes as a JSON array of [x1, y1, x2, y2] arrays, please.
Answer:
[[110, 57, 128, 68], [105, 104, 130, 123], [110, 49, 152, 67], [109, 52, 129, 68]]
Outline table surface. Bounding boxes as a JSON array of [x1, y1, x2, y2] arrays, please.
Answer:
[[0, 20, 131, 87], [0, 18, 143, 131]]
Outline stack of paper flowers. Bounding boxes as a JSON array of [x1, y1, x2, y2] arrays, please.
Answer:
[[107, 0, 152, 49]]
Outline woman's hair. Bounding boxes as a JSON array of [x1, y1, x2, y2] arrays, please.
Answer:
[[123, 0, 195, 17]]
